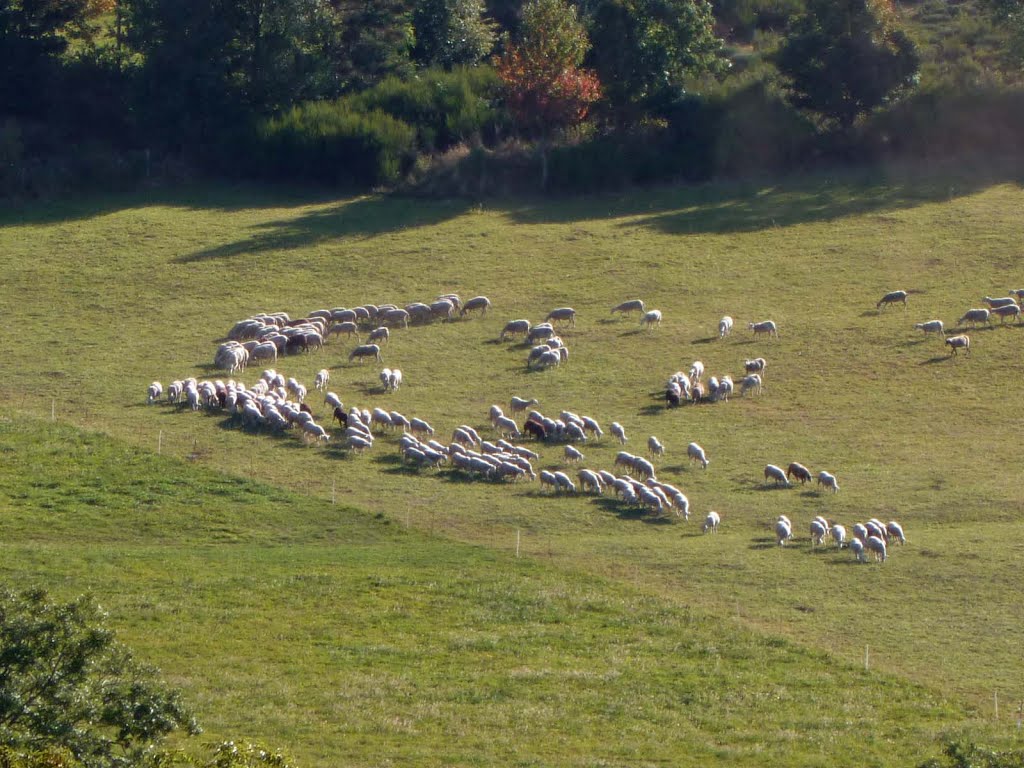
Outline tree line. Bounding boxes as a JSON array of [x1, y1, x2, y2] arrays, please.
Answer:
[[1, 0, 1022, 195]]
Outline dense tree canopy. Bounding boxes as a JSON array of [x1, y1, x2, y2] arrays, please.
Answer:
[[412, 0, 495, 68], [0, 589, 197, 768], [773, 0, 919, 129], [584, 0, 724, 124]]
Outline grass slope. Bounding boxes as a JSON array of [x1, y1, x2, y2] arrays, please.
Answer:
[[3, 166, 1024, 762], [0, 419, 975, 767]]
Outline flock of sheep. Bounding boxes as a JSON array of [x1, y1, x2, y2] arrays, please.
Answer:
[[149, 284, 1019, 565], [883, 288, 1024, 356]]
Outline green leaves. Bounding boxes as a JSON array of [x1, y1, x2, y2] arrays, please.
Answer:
[[0, 589, 197, 768]]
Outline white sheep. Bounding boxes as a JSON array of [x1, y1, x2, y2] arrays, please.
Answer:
[[379, 368, 392, 390], [866, 535, 887, 562], [764, 464, 789, 487], [489, 404, 505, 425], [581, 416, 603, 439], [687, 442, 709, 470], [748, 320, 779, 338], [886, 520, 906, 545], [744, 357, 766, 376], [510, 396, 539, 413], [610, 422, 628, 444], [349, 344, 382, 363], [564, 445, 585, 463], [775, 517, 793, 546], [831, 524, 847, 548], [500, 319, 531, 340], [553, 471, 577, 493], [702, 511, 721, 534], [876, 290, 908, 310], [388, 369, 403, 391], [147, 381, 163, 404], [314, 369, 330, 391], [817, 471, 839, 493], [545, 307, 577, 327], [647, 436, 665, 456], [983, 295, 1017, 308], [409, 418, 434, 437], [809, 519, 828, 546], [611, 299, 645, 316], [992, 303, 1021, 323], [460, 296, 491, 317], [913, 319, 944, 336], [718, 315, 733, 338], [689, 360, 705, 382], [957, 308, 990, 327], [578, 469, 604, 494], [494, 415, 521, 438], [945, 334, 970, 355], [640, 309, 662, 329], [740, 374, 763, 397], [850, 538, 866, 562]]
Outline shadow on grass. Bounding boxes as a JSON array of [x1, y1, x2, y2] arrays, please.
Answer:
[[920, 355, 952, 365], [503, 166, 1023, 235], [591, 497, 675, 525], [692, 336, 719, 345], [175, 195, 474, 263]]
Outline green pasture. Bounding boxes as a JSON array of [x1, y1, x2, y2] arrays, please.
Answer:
[[2, 166, 1024, 765]]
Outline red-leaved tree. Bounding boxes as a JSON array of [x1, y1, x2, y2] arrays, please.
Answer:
[[494, 0, 601, 186]]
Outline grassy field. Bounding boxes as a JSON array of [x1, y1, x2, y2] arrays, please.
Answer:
[[2, 165, 1024, 765]]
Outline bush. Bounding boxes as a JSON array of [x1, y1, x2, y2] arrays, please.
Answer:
[[351, 66, 506, 151], [863, 86, 1024, 160], [255, 103, 418, 187]]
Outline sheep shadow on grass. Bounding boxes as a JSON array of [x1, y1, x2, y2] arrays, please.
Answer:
[[591, 497, 675, 525], [920, 355, 952, 365], [691, 336, 719, 345]]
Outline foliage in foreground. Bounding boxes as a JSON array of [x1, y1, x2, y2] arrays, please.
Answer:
[[0, 589, 198, 768]]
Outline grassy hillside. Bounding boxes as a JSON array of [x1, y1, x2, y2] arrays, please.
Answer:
[[3, 166, 1024, 763]]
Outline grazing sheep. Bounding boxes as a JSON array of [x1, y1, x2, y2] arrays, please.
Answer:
[[741, 372, 765, 397], [349, 344, 382, 363], [367, 326, 390, 345], [886, 521, 907, 545], [866, 535, 888, 562], [328, 321, 360, 340], [302, 421, 331, 443], [389, 411, 411, 432], [786, 462, 812, 484], [914, 320, 944, 336], [748, 320, 779, 338], [612, 299, 645, 316], [527, 323, 556, 344], [610, 422, 628, 444], [500, 319, 531, 340], [313, 369, 330, 391], [984, 296, 1017, 309], [523, 420, 546, 440], [764, 464, 789, 487], [581, 416, 603, 439], [147, 381, 163, 404], [640, 309, 662, 329], [510, 396, 539, 413], [945, 334, 970, 355], [545, 307, 577, 327], [702, 511, 721, 534], [744, 357, 767, 377], [552, 471, 577, 493], [647, 436, 665, 456], [809, 519, 829, 546], [957, 308, 991, 327], [538, 470, 559, 492], [850, 538, 866, 562], [687, 442, 709, 470], [578, 469, 604, 494], [775, 517, 793, 546], [992, 303, 1021, 323], [494, 415, 522, 438], [564, 445, 585, 463], [489, 404, 505, 425], [718, 315, 733, 338], [877, 290, 908, 310], [379, 368, 392, 390], [461, 296, 492, 317], [817, 471, 839, 493], [831, 524, 847, 548], [689, 360, 704, 383]]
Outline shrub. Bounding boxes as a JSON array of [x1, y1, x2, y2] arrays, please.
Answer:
[[255, 103, 417, 187], [351, 66, 506, 151]]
